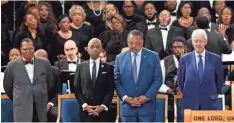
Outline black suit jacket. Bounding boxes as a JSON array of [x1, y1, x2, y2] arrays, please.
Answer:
[[48, 66, 61, 106], [74, 60, 114, 108], [187, 31, 232, 56], [135, 19, 159, 40], [145, 25, 184, 59]]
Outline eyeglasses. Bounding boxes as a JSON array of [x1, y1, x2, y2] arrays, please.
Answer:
[[128, 42, 142, 46], [21, 47, 34, 52], [123, 6, 134, 9], [159, 14, 170, 17]]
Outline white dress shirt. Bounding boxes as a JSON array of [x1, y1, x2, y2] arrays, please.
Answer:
[[67, 57, 77, 71], [122, 49, 142, 101], [159, 55, 179, 93], [82, 58, 108, 111], [195, 50, 206, 70], [146, 18, 157, 30], [23, 57, 34, 83], [159, 25, 170, 50]]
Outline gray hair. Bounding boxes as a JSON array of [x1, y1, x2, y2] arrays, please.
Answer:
[[128, 30, 144, 40], [191, 29, 208, 41], [88, 38, 102, 46]]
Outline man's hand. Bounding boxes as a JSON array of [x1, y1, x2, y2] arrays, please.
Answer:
[[47, 104, 52, 112], [166, 88, 173, 94], [125, 97, 141, 107], [93, 105, 105, 114], [135, 95, 150, 105], [85, 105, 95, 113], [176, 87, 182, 95]]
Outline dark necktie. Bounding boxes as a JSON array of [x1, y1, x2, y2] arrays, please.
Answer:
[[160, 27, 168, 31], [198, 55, 204, 81], [132, 54, 137, 84], [24, 60, 33, 65], [92, 61, 96, 86], [147, 22, 156, 25], [68, 61, 77, 64]]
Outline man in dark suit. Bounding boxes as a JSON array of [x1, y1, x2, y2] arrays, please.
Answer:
[[55, 40, 84, 71], [34, 49, 61, 122], [3, 38, 53, 122], [187, 15, 232, 56], [74, 38, 114, 122], [115, 30, 162, 122], [135, 2, 158, 40], [145, 10, 184, 59], [177, 29, 224, 112], [164, 0, 178, 25], [187, 7, 218, 38]]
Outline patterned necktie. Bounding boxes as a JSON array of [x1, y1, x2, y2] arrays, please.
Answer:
[[132, 54, 137, 83], [198, 55, 204, 81], [92, 61, 96, 86]]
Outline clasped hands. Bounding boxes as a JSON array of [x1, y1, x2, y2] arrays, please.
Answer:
[[85, 105, 104, 116], [125, 95, 150, 107]]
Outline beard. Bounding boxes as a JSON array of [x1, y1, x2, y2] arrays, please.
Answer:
[[145, 13, 157, 21]]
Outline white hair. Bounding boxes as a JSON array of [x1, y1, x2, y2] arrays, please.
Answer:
[[191, 29, 208, 41]]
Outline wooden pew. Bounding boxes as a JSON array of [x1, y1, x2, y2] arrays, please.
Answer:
[[184, 109, 234, 122]]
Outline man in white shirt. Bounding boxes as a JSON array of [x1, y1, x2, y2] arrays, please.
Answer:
[[74, 38, 114, 122]]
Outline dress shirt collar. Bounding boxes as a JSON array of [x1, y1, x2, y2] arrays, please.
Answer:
[[195, 49, 206, 58], [67, 57, 77, 62], [131, 48, 142, 57], [159, 25, 170, 30], [23, 57, 34, 61], [90, 58, 101, 65], [146, 18, 157, 24]]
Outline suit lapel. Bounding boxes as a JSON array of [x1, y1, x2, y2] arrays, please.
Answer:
[[154, 28, 164, 49], [19, 58, 32, 84], [202, 51, 210, 82], [166, 27, 173, 50], [192, 51, 199, 81], [85, 60, 92, 87], [33, 57, 40, 83]]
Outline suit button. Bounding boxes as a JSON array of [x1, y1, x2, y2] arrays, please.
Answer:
[[92, 97, 94, 99], [136, 87, 138, 90]]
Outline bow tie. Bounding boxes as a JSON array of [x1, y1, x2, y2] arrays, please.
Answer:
[[24, 60, 33, 65], [68, 61, 77, 64], [160, 27, 168, 31], [147, 22, 156, 25], [170, 12, 176, 16]]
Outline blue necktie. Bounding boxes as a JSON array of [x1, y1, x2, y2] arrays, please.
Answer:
[[198, 55, 204, 81], [132, 54, 137, 83]]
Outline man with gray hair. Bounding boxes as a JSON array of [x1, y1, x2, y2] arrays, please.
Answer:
[[115, 30, 162, 122], [177, 29, 224, 115]]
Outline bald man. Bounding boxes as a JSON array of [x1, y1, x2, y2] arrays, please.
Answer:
[[35, 49, 61, 122], [145, 10, 183, 59], [9, 48, 21, 61], [74, 38, 114, 122], [55, 40, 84, 71]]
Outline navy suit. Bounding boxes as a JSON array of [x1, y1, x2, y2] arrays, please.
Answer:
[[177, 51, 224, 111], [114, 48, 162, 122]]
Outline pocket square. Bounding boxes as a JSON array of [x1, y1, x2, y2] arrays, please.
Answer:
[[102, 72, 107, 74]]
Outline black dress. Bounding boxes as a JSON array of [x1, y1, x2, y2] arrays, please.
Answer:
[[13, 29, 45, 50], [71, 24, 93, 60], [172, 19, 195, 40], [99, 30, 129, 62], [82, 3, 104, 37]]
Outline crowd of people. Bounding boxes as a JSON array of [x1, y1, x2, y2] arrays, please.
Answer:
[[1, 0, 234, 122]]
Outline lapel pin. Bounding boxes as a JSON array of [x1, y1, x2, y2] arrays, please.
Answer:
[[144, 56, 147, 59], [101, 65, 104, 68]]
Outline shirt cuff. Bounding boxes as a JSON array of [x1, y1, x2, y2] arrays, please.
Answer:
[[122, 95, 128, 101], [48, 102, 54, 107], [101, 104, 108, 111], [82, 103, 88, 111]]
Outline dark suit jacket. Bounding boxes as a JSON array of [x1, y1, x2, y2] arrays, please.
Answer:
[[187, 31, 232, 56], [48, 66, 61, 106], [145, 25, 184, 59], [187, 22, 218, 39], [177, 51, 224, 110], [74, 60, 114, 109], [135, 19, 159, 40]]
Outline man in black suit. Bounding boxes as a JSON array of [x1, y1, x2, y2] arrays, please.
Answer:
[[187, 7, 218, 38], [187, 15, 232, 56], [34, 49, 61, 122], [55, 40, 84, 71], [74, 38, 114, 122], [135, 2, 158, 40], [145, 10, 184, 59], [164, 0, 177, 25]]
